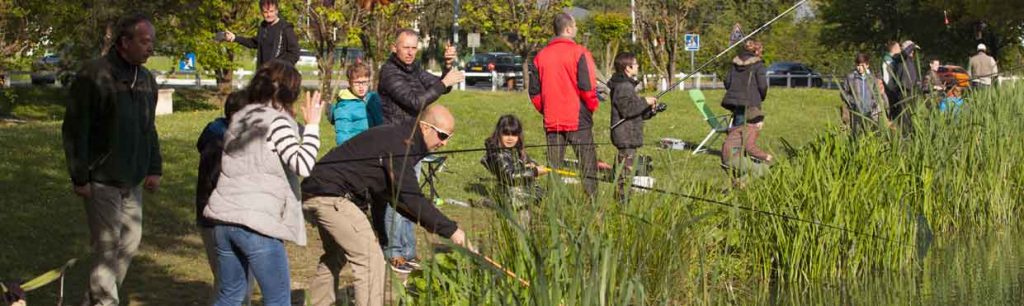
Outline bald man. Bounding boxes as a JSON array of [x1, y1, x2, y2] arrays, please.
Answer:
[[301, 105, 471, 306]]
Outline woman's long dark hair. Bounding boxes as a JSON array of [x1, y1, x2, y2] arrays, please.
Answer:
[[485, 114, 526, 160], [246, 59, 302, 116]]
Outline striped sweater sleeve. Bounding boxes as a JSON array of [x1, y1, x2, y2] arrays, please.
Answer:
[[267, 117, 320, 177]]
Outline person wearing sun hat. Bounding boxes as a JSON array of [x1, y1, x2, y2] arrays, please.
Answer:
[[891, 40, 921, 132]]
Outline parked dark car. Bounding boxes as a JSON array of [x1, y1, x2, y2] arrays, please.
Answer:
[[766, 62, 823, 88], [30, 54, 62, 85], [465, 52, 523, 87]]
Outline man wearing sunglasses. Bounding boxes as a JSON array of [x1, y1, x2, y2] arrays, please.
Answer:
[[301, 105, 473, 306]]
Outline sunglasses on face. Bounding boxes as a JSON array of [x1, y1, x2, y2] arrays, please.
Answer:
[[420, 121, 452, 141]]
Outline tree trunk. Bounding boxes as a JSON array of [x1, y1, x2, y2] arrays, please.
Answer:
[[667, 44, 676, 89], [318, 48, 336, 97], [215, 49, 236, 95], [520, 50, 530, 92]]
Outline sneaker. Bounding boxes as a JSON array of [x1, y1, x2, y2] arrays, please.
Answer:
[[389, 257, 414, 274], [405, 257, 421, 269]]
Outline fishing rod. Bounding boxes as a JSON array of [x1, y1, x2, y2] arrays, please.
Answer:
[[312, 141, 622, 166], [654, 0, 809, 99], [609, 0, 809, 131], [540, 170, 909, 246]]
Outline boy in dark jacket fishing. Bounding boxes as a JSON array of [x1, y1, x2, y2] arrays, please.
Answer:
[[608, 52, 658, 202]]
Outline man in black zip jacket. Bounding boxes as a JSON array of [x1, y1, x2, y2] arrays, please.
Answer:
[[223, 0, 300, 68], [62, 14, 162, 306], [300, 104, 473, 306]]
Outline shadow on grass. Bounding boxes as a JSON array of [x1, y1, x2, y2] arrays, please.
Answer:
[[0, 86, 220, 122], [0, 86, 69, 120], [0, 122, 218, 305], [171, 87, 221, 113]]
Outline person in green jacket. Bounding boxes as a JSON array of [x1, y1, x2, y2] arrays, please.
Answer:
[[62, 14, 163, 306]]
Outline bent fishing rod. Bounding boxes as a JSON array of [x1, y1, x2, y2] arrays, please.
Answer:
[[609, 0, 809, 131], [655, 0, 807, 100]]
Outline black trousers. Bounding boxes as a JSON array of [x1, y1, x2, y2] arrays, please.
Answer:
[[546, 128, 598, 197], [614, 148, 636, 202]]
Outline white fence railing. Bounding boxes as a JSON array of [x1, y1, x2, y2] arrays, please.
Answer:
[[643, 73, 846, 91], [429, 70, 523, 92]]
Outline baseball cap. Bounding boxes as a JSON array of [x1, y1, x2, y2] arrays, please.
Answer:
[[901, 40, 920, 51], [977, 43, 987, 51]]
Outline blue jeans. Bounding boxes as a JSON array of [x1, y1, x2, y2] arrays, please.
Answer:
[[384, 205, 417, 260], [213, 225, 291, 306], [730, 108, 746, 128], [382, 161, 421, 260]]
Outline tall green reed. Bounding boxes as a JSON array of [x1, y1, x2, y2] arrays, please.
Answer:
[[406, 84, 1024, 303]]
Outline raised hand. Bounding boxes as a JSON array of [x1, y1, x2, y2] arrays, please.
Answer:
[[302, 91, 324, 125]]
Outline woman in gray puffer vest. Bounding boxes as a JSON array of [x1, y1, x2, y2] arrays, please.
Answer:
[[203, 60, 324, 306], [721, 40, 768, 127]]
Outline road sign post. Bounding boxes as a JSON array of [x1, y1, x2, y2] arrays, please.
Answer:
[[467, 33, 481, 56], [684, 33, 700, 74]]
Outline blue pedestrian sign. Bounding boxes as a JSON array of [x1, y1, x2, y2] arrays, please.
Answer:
[[179, 52, 197, 73], [684, 34, 700, 51]]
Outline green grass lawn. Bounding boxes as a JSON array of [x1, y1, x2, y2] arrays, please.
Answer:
[[0, 88, 839, 304]]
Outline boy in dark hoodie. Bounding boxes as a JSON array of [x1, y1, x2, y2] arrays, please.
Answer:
[[721, 40, 768, 127], [195, 90, 250, 304], [608, 52, 658, 202]]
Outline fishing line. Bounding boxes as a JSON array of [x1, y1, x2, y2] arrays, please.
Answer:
[[313, 137, 907, 246], [654, 0, 810, 99]]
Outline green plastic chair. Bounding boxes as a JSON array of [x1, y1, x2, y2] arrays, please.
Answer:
[[688, 89, 732, 155], [2, 258, 77, 305]]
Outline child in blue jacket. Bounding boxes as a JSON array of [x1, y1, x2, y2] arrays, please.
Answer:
[[329, 62, 383, 145]]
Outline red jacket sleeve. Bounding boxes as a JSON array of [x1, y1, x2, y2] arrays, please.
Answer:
[[576, 49, 599, 112]]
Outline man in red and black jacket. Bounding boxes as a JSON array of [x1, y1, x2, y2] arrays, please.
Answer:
[[529, 13, 601, 196]]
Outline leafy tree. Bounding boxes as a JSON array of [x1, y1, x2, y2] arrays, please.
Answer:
[[160, 0, 261, 94], [819, 0, 1024, 65], [635, 0, 700, 88], [460, 0, 570, 89], [359, 0, 417, 85], [0, 0, 47, 87], [580, 12, 632, 77], [289, 0, 369, 96]]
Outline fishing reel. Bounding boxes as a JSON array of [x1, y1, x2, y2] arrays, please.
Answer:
[[652, 103, 668, 114]]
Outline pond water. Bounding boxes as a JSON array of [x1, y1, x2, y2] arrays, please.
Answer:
[[749, 229, 1024, 305]]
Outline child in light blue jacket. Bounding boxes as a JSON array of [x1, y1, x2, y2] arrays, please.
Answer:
[[329, 62, 383, 145]]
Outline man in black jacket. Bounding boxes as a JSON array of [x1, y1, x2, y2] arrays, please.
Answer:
[[223, 0, 300, 68], [608, 52, 657, 202], [301, 105, 473, 306], [378, 29, 464, 125], [376, 28, 464, 274], [63, 14, 162, 306]]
